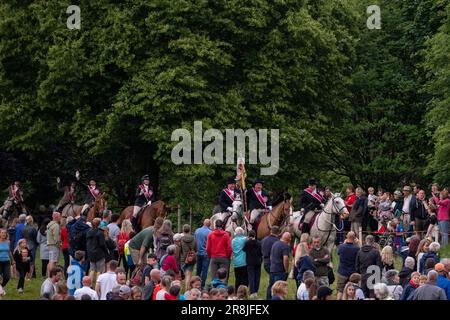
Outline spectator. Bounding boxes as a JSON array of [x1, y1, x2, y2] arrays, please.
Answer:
[[309, 235, 331, 287], [36, 219, 50, 277], [180, 224, 196, 290], [294, 242, 315, 288], [160, 245, 179, 276], [231, 227, 247, 289], [261, 226, 280, 274], [119, 285, 131, 300], [74, 276, 98, 300], [236, 285, 249, 300], [143, 268, 161, 300], [46, 212, 61, 276], [385, 269, 403, 300], [40, 267, 63, 299], [14, 214, 26, 248], [435, 263, 450, 299], [271, 280, 288, 300], [103, 226, 118, 263], [131, 286, 143, 300], [22, 215, 38, 278], [267, 232, 290, 300], [341, 282, 358, 300], [374, 283, 394, 300], [210, 267, 228, 289], [402, 186, 416, 228], [416, 238, 431, 272], [297, 277, 316, 300], [67, 250, 85, 296], [155, 275, 172, 300], [117, 219, 132, 275], [0, 228, 14, 292], [411, 190, 430, 235], [13, 238, 31, 293], [296, 270, 315, 300], [194, 219, 211, 289], [349, 187, 366, 240], [381, 245, 395, 274], [155, 220, 174, 260], [436, 189, 449, 246], [243, 230, 262, 298], [142, 253, 158, 286], [336, 231, 359, 299], [86, 218, 107, 280], [412, 270, 447, 300], [68, 215, 90, 259], [165, 284, 180, 300], [348, 273, 365, 300], [401, 271, 420, 300], [419, 242, 440, 274], [206, 220, 232, 281], [128, 225, 154, 268], [315, 285, 333, 300], [187, 288, 201, 300], [399, 256, 415, 287], [60, 217, 70, 277], [95, 260, 118, 300], [356, 235, 382, 298]]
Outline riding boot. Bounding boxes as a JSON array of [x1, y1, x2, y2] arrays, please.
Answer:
[[131, 216, 139, 232]]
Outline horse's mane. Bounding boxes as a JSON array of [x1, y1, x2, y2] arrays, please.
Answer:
[[272, 190, 292, 207]]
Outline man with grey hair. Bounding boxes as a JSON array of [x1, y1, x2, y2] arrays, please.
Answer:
[[441, 258, 450, 274], [401, 185, 415, 229], [374, 282, 393, 300], [46, 212, 62, 275], [385, 269, 403, 300], [356, 235, 382, 298], [412, 270, 447, 300], [399, 256, 416, 287], [14, 213, 27, 248]]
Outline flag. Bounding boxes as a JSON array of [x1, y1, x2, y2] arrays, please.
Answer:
[[236, 154, 246, 191]]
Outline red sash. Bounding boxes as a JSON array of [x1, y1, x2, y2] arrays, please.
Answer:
[[139, 184, 153, 201], [11, 186, 22, 202], [253, 188, 267, 208], [223, 188, 235, 202], [88, 186, 100, 199], [304, 187, 324, 203]]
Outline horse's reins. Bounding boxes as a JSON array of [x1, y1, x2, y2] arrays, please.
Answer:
[[316, 197, 346, 233]]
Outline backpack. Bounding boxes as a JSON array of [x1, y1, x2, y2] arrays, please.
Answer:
[[158, 254, 168, 276], [117, 232, 129, 255], [158, 233, 171, 252]]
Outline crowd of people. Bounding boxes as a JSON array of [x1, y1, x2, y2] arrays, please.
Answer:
[[0, 181, 448, 301]]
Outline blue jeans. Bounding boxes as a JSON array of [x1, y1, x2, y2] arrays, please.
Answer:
[[267, 272, 288, 300], [439, 220, 449, 247], [196, 255, 210, 289]]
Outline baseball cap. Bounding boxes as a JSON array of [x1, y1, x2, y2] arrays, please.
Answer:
[[435, 263, 446, 272]]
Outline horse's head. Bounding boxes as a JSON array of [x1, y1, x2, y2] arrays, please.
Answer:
[[328, 193, 349, 218], [231, 198, 243, 220]]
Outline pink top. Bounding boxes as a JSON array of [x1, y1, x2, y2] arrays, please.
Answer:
[[437, 198, 450, 221]]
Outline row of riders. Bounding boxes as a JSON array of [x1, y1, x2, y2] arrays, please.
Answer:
[[1, 175, 348, 251]]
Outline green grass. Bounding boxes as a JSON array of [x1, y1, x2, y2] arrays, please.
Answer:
[[3, 245, 450, 300]]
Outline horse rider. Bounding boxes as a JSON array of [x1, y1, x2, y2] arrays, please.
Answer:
[[219, 177, 241, 220], [299, 178, 325, 233], [1, 180, 26, 218], [131, 174, 154, 230], [247, 179, 272, 228], [55, 173, 79, 213], [78, 171, 102, 216]]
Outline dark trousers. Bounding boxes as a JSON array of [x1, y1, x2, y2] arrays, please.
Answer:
[[119, 254, 134, 279], [17, 268, 26, 290], [362, 214, 378, 233], [41, 259, 49, 277], [209, 257, 230, 282], [234, 266, 248, 289], [247, 264, 261, 294], [267, 272, 288, 300], [63, 249, 70, 278], [196, 255, 210, 289], [0, 261, 11, 286]]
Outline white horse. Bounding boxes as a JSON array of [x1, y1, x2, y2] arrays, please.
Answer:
[[211, 196, 250, 237], [310, 193, 349, 254]]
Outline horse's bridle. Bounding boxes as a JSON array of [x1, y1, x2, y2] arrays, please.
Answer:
[[316, 196, 346, 232]]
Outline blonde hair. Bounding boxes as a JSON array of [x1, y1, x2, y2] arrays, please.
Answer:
[[342, 282, 357, 300], [25, 215, 34, 225], [121, 219, 133, 233], [381, 246, 394, 266], [294, 242, 309, 263], [271, 280, 288, 298], [300, 233, 311, 245], [236, 285, 249, 300]]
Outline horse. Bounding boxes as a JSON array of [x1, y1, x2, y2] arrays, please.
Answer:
[[309, 193, 349, 254], [86, 193, 106, 222], [61, 203, 82, 218], [288, 209, 303, 241], [118, 200, 168, 232], [0, 201, 28, 228], [256, 193, 292, 240], [211, 196, 250, 237]]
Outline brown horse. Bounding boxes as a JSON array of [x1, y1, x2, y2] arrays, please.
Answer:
[[256, 195, 292, 240], [86, 193, 106, 222], [118, 200, 168, 231]]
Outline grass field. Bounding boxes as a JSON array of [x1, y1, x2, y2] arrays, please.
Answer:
[[3, 245, 450, 300]]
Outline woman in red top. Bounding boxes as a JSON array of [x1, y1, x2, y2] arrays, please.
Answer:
[[161, 244, 179, 275], [60, 217, 70, 277]]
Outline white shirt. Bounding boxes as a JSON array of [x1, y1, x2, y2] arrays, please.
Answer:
[[155, 289, 168, 300], [402, 195, 412, 214], [96, 272, 118, 300], [74, 286, 99, 300], [297, 283, 309, 300]]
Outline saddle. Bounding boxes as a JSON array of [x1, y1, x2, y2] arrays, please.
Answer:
[[300, 210, 319, 234], [132, 205, 149, 232]]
